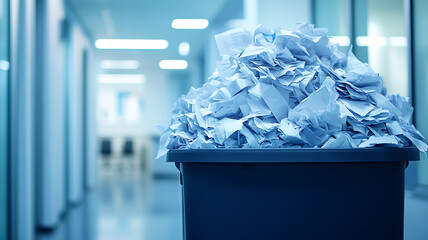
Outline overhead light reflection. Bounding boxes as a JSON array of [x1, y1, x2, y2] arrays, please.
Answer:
[[329, 36, 350, 47], [389, 36, 407, 47], [356, 36, 387, 47]]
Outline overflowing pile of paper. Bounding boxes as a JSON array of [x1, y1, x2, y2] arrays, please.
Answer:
[[158, 23, 427, 157]]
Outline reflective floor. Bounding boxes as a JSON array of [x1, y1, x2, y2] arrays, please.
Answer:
[[37, 167, 182, 240], [36, 168, 428, 240], [404, 190, 428, 240], [96, 169, 182, 240], [36, 192, 97, 240]]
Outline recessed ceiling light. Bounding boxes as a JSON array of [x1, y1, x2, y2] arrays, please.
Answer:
[[159, 60, 188, 70], [100, 60, 140, 69], [97, 74, 146, 84], [171, 19, 209, 29], [178, 42, 190, 56], [0, 60, 9, 71], [95, 39, 168, 49]]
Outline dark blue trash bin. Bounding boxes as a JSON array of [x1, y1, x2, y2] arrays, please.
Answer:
[[167, 147, 419, 240]]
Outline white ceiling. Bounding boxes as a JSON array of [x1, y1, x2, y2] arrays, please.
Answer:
[[67, 0, 229, 72]]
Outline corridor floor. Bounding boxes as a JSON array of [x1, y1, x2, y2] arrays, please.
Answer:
[[36, 169, 428, 240], [96, 169, 182, 240]]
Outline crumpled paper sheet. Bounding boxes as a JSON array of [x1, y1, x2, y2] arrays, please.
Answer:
[[158, 23, 427, 158]]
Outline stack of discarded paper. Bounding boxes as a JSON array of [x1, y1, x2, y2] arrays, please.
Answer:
[[158, 23, 427, 157]]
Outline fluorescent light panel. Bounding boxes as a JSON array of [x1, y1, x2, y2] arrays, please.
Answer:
[[159, 60, 188, 70], [100, 60, 140, 69], [179, 42, 190, 56], [171, 19, 209, 29], [98, 74, 145, 84], [95, 39, 168, 49]]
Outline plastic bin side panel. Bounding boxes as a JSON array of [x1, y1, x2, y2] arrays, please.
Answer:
[[180, 162, 405, 240]]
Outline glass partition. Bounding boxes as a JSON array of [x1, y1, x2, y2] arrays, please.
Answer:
[[0, 0, 9, 238], [365, 0, 408, 97], [313, 0, 425, 187], [314, 0, 408, 97], [313, 0, 350, 54], [413, 0, 428, 187]]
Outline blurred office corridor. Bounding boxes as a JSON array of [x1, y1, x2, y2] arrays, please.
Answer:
[[2, 0, 428, 239]]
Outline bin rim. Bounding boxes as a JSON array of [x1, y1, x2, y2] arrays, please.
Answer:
[[166, 147, 420, 163]]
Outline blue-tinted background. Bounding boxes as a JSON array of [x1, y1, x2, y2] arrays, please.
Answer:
[[1, 0, 428, 239]]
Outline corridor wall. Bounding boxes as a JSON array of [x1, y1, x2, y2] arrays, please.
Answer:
[[35, 0, 98, 228], [35, 0, 67, 228], [66, 20, 96, 204], [10, 0, 35, 238], [0, 0, 9, 238]]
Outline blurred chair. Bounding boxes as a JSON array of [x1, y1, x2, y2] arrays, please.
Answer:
[[140, 144, 148, 173], [121, 138, 135, 172], [100, 138, 113, 166], [122, 139, 134, 157]]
